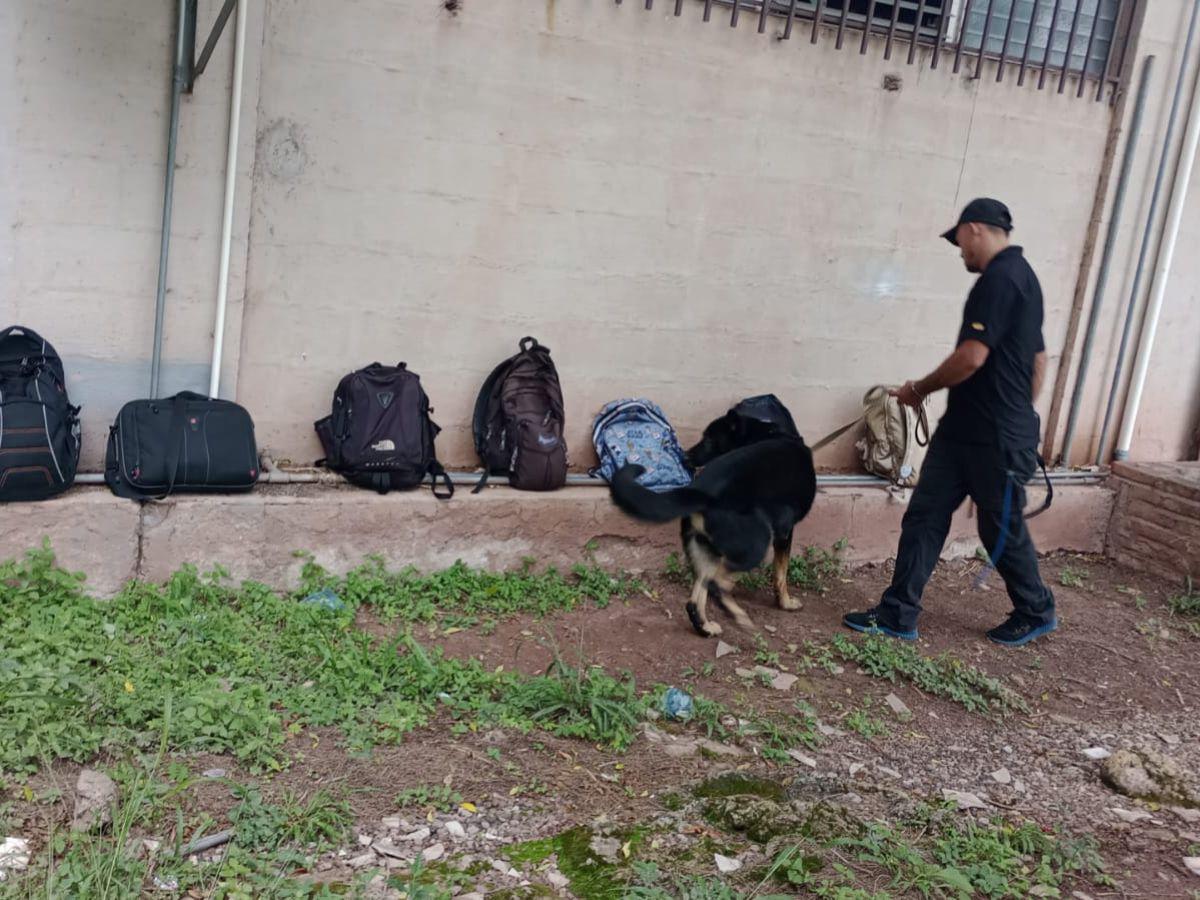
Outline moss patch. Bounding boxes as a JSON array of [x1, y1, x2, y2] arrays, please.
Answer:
[[693, 773, 786, 802]]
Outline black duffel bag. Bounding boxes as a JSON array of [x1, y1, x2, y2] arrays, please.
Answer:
[[105, 391, 259, 500]]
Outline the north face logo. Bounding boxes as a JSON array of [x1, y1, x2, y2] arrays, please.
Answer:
[[371, 439, 396, 452], [537, 434, 559, 448], [377, 392, 394, 409]]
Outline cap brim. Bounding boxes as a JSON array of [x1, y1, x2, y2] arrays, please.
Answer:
[[941, 227, 959, 246]]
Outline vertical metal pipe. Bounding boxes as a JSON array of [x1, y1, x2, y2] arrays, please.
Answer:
[[1058, 0, 1087, 93], [1038, 0, 1064, 89], [812, 0, 826, 42], [996, 0, 1020, 80], [975, 0, 998, 78], [1057, 55, 1152, 465], [731, 0, 741, 26], [150, 0, 189, 399], [909, 0, 930, 64], [1115, 50, 1200, 460], [1017, 0, 1041, 84], [759, 0, 772, 32], [704, 0, 714, 21], [836, 0, 851, 48], [675, 0, 684, 14], [1099, 0, 1200, 463]]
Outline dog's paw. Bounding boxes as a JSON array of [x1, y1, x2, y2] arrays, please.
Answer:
[[616, 463, 647, 480], [686, 601, 719, 637], [701, 621, 724, 637], [777, 594, 803, 612]]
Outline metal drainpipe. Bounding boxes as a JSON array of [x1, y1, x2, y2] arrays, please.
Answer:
[[1115, 25, 1200, 461], [1057, 55, 1155, 466], [1099, 0, 1200, 464], [149, 0, 190, 399], [208, 0, 248, 399]]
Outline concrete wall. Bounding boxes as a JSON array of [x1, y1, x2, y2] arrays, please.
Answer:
[[0, 0, 263, 469], [1051, 0, 1200, 465], [2, 0, 1197, 474]]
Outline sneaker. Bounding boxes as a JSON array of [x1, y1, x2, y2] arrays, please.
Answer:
[[986, 614, 1058, 647], [842, 607, 918, 641]]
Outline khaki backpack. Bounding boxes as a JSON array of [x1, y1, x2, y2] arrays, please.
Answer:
[[855, 385, 930, 487]]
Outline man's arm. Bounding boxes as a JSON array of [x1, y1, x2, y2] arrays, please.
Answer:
[[1032, 351, 1046, 402], [892, 340, 990, 407]]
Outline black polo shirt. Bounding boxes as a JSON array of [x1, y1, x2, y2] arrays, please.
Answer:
[[939, 246, 1044, 449]]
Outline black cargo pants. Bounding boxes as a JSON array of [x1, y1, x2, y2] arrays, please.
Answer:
[[879, 430, 1056, 631]]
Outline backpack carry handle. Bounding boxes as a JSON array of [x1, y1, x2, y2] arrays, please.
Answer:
[[519, 337, 539, 353]]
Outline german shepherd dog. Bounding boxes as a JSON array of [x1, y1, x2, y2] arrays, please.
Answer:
[[609, 413, 816, 637]]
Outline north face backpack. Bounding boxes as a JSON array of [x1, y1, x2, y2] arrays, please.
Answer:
[[315, 362, 453, 498], [471, 337, 567, 493], [0, 325, 81, 502], [590, 399, 692, 492], [855, 384, 930, 487]]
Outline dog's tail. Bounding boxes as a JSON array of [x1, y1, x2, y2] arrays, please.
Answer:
[[609, 465, 709, 523]]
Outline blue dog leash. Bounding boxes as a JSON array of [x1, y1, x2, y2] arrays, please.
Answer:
[[973, 457, 1053, 589]]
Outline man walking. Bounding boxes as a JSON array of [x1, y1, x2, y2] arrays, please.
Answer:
[[843, 199, 1057, 646]]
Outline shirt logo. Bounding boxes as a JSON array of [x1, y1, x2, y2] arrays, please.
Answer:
[[970, 322, 986, 332]]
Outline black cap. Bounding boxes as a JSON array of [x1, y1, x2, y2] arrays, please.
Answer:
[[941, 198, 1013, 245]]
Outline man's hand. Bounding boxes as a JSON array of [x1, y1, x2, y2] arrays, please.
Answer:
[[890, 382, 925, 409]]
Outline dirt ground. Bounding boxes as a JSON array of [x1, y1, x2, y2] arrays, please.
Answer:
[[8, 552, 1200, 898]]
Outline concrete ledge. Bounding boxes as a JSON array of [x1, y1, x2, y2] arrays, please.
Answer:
[[1107, 462, 1200, 583], [3, 480, 1114, 594]]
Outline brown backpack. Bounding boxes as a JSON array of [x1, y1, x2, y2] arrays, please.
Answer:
[[471, 337, 567, 492]]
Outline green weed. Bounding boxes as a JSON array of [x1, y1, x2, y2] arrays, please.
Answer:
[[1059, 566, 1088, 588], [394, 785, 464, 814]]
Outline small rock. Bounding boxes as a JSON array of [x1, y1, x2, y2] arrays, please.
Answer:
[[1071, 892, 1097, 900], [942, 789, 988, 810], [787, 750, 817, 768], [830, 665, 845, 675], [358, 833, 374, 847], [877, 766, 902, 780], [663, 740, 700, 758], [817, 722, 845, 737], [142, 839, 161, 855], [152, 876, 180, 892], [696, 738, 746, 757], [753, 665, 779, 678], [491, 859, 520, 877], [991, 768, 1013, 785], [349, 852, 378, 869], [445, 821, 467, 840], [1101, 748, 1200, 806], [372, 839, 409, 860], [1082, 747, 1111, 760], [1029, 887, 1058, 897], [763, 624, 778, 633], [1108, 807, 1154, 824], [381, 816, 403, 830], [734, 667, 755, 679], [423, 843, 446, 862], [884, 694, 911, 718], [399, 827, 431, 843], [1170, 806, 1200, 824], [73, 769, 119, 832], [716, 641, 738, 658], [0, 837, 30, 874], [460, 895, 486, 900], [1183, 857, 1200, 877], [1160, 733, 1182, 746], [589, 835, 622, 863], [849, 763, 865, 777], [714, 853, 742, 874], [547, 870, 570, 889], [202, 768, 226, 779], [771, 672, 799, 692]]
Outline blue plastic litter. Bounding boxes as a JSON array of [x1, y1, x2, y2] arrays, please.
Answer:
[[663, 687, 694, 721], [301, 587, 345, 611]]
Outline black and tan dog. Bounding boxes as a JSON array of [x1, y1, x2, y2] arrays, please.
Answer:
[[610, 418, 816, 637]]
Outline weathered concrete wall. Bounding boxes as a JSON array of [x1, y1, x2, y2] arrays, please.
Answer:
[[0, 0, 264, 469], [3, 0, 1197, 475], [1, 482, 1113, 596], [1051, 0, 1200, 465], [236, 0, 1111, 472]]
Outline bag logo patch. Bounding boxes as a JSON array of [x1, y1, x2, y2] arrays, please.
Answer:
[[377, 391, 394, 409], [537, 434, 559, 448], [971, 322, 986, 332], [371, 439, 396, 452]]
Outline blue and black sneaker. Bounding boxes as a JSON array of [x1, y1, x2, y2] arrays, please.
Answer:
[[986, 613, 1058, 647], [842, 607, 918, 642]]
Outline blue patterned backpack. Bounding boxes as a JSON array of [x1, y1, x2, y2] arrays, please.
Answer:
[[590, 399, 693, 492]]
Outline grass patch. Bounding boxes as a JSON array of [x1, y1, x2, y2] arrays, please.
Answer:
[[737, 541, 847, 593], [394, 784, 464, 815], [0, 545, 653, 778], [775, 804, 1110, 899], [830, 635, 1027, 716], [298, 553, 645, 623], [1168, 578, 1200, 637], [1059, 565, 1088, 588]]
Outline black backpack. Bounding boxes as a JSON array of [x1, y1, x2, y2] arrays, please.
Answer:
[[471, 337, 567, 493], [315, 362, 452, 498], [730, 394, 801, 441], [0, 326, 81, 502]]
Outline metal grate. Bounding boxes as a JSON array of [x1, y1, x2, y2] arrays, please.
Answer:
[[616, 0, 1137, 101]]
